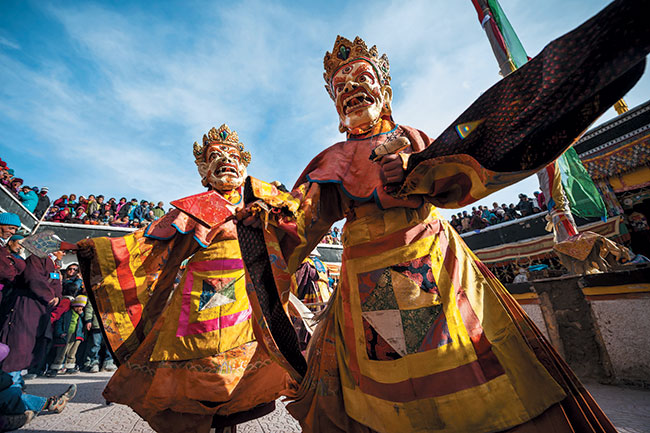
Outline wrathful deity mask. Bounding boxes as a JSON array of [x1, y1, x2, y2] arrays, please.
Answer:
[[193, 124, 251, 192], [324, 36, 392, 135]]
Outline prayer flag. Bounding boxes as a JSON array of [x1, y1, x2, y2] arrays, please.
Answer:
[[557, 147, 608, 219]]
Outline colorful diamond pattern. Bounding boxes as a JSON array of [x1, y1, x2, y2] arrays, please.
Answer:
[[357, 254, 451, 359]]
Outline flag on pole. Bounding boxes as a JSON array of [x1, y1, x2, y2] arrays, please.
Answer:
[[470, 0, 529, 76], [471, 0, 608, 221], [557, 148, 608, 219]]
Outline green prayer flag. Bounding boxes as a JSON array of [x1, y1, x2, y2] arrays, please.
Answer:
[[487, 0, 529, 68], [557, 147, 607, 219]]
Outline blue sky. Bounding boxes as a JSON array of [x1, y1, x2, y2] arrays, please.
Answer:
[[1, 0, 648, 221]]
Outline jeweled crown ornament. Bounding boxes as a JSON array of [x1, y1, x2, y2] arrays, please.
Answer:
[[323, 35, 391, 99], [193, 124, 251, 166]]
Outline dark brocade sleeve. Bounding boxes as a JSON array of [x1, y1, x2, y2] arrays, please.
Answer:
[[399, 0, 649, 208]]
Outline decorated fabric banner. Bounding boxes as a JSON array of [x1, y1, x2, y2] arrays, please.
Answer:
[[22, 230, 63, 258], [557, 147, 607, 219], [472, 0, 608, 222]]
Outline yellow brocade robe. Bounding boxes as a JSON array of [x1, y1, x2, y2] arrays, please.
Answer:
[[238, 123, 613, 433], [238, 8, 650, 427], [78, 191, 289, 433]]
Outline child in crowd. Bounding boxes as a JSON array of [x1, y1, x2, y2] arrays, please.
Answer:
[[82, 301, 116, 373], [47, 295, 87, 376]]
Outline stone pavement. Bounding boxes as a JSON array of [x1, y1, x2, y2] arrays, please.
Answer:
[[12, 372, 650, 432]]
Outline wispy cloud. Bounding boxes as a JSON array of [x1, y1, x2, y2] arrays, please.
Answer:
[[0, 0, 647, 218], [0, 35, 20, 50]]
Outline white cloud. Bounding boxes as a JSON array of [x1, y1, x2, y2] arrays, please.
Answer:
[[1, 0, 648, 217], [0, 35, 20, 50]]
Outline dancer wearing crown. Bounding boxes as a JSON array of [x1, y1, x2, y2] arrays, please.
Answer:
[[235, 2, 649, 432], [76, 125, 288, 433]]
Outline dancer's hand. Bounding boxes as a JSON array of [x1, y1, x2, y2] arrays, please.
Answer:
[[379, 154, 405, 185], [235, 205, 262, 228]]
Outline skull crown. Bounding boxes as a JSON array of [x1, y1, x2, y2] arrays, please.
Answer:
[[323, 35, 391, 100], [192, 124, 251, 167]]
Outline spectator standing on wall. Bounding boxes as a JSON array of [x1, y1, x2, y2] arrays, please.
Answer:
[[494, 203, 506, 222], [9, 178, 23, 197], [152, 202, 165, 220], [461, 211, 471, 232], [0, 164, 12, 188], [516, 194, 534, 217], [481, 206, 497, 225], [52, 195, 68, 209], [86, 195, 99, 215], [108, 197, 119, 213], [534, 191, 547, 211], [34, 187, 51, 219], [331, 227, 340, 243], [507, 203, 520, 219], [133, 200, 147, 222], [117, 198, 134, 220], [93, 195, 105, 214], [450, 215, 461, 232]]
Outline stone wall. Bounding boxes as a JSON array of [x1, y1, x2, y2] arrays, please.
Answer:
[[590, 296, 650, 387], [515, 266, 650, 387], [520, 303, 549, 340]]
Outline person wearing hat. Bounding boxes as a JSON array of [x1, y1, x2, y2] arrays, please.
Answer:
[[0, 213, 20, 247], [516, 193, 534, 217], [61, 263, 83, 298], [0, 244, 63, 379], [18, 185, 38, 213], [0, 342, 77, 430], [34, 187, 51, 219], [0, 168, 12, 189], [6, 235, 24, 260], [8, 178, 22, 197], [47, 295, 87, 376], [0, 213, 23, 295], [533, 190, 548, 211], [0, 230, 26, 316]]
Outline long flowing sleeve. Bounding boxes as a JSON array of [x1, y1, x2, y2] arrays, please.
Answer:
[[78, 209, 218, 363], [397, 0, 649, 208], [237, 177, 344, 379]]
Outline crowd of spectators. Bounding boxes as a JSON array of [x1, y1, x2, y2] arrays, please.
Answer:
[[45, 195, 167, 228], [0, 212, 97, 428], [1, 157, 167, 229], [312, 193, 549, 242], [3, 155, 549, 240], [449, 192, 548, 234]]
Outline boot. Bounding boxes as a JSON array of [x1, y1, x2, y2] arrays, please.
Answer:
[[45, 384, 77, 413]]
